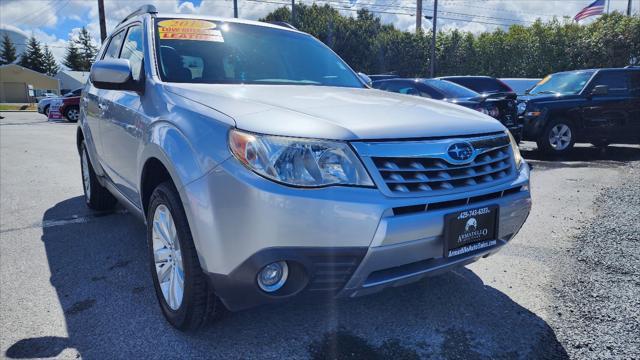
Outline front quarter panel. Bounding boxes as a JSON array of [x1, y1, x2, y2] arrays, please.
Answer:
[[138, 81, 235, 202]]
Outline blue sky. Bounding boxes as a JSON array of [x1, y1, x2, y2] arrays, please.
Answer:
[[0, 0, 636, 65]]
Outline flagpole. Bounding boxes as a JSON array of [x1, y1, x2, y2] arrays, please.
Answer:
[[607, 0, 611, 13]]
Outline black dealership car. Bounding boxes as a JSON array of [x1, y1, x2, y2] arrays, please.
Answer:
[[519, 68, 640, 154], [438, 76, 515, 94], [373, 78, 522, 141]]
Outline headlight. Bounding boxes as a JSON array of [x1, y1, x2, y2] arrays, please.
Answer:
[[517, 102, 526, 115], [229, 129, 373, 187], [506, 131, 523, 170]]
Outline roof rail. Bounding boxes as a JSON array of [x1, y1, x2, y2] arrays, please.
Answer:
[[117, 4, 157, 27], [267, 21, 298, 30]]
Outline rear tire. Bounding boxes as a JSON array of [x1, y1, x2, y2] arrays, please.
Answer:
[[65, 106, 79, 122], [147, 181, 224, 331], [536, 119, 576, 155], [80, 142, 116, 210]]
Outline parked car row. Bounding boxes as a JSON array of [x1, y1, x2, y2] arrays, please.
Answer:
[[372, 78, 522, 142], [370, 68, 640, 155], [37, 88, 82, 122]]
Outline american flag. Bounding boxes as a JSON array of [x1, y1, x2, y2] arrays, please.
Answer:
[[574, 0, 606, 22]]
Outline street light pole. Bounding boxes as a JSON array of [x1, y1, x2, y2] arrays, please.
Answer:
[[416, 0, 422, 32], [430, 0, 438, 78], [291, 0, 296, 24], [98, 0, 107, 43], [234, 0, 238, 18]]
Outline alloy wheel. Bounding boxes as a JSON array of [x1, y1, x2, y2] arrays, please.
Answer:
[[67, 108, 79, 121], [152, 204, 184, 311], [548, 124, 572, 150]]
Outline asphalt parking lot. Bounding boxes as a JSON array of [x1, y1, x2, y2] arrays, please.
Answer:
[[1, 112, 639, 359]]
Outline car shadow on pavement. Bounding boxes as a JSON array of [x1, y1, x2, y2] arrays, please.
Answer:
[[521, 143, 640, 169], [6, 196, 568, 359]]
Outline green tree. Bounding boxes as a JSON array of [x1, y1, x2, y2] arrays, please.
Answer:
[[18, 35, 45, 73], [262, 6, 639, 78], [64, 27, 97, 71], [0, 33, 18, 65], [63, 42, 82, 71], [42, 45, 59, 77], [76, 27, 98, 71]]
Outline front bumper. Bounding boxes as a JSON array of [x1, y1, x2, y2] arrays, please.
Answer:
[[182, 157, 531, 311]]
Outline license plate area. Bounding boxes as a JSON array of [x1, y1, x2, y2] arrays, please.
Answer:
[[444, 205, 499, 258]]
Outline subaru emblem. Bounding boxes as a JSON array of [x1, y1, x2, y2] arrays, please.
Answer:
[[447, 142, 474, 162]]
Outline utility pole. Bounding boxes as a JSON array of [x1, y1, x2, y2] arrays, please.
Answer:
[[291, 0, 296, 24], [430, 0, 438, 78], [627, 0, 633, 15], [234, 0, 238, 18], [416, 0, 422, 32], [98, 0, 107, 43]]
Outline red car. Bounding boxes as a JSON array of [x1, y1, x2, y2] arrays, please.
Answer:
[[59, 94, 80, 122]]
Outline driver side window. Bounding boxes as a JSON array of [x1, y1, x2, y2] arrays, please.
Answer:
[[591, 72, 629, 95]]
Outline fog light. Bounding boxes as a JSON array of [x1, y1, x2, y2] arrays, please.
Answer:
[[257, 261, 288, 293]]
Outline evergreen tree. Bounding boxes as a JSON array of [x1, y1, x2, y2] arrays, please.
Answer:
[[42, 45, 59, 76], [18, 35, 45, 73], [76, 27, 98, 71], [0, 33, 18, 65], [63, 42, 82, 71]]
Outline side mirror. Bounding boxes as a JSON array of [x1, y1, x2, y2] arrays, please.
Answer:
[[357, 72, 373, 87], [90, 59, 141, 92], [590, 85, 608, 96]]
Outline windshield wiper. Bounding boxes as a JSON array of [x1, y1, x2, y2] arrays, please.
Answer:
[[535, 90, 557, 95]]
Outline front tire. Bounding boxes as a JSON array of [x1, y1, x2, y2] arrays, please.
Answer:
[[80, 142, 116, 210], [536, 119, 576, 155], [147, 182, 223, 331], [65, 106, 79, 122]]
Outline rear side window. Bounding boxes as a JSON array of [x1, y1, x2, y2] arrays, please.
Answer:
[[102, 31, 126, 59], [447, 77, 510, 93], [591, 71, 629, 95], [120, 25, 144, 81]]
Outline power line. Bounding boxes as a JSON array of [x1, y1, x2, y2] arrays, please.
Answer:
[[315, 0, 534, 23]]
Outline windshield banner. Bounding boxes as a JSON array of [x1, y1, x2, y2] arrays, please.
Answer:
[[158, 19, 224, 42]]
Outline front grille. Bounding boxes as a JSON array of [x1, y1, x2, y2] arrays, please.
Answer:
[[369, 136, 515, 196]]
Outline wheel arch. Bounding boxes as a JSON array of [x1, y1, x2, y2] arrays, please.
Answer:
[[138, 122, 205, 217]]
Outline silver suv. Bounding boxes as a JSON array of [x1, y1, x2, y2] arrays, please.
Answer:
[[79, 6, 531, 330]]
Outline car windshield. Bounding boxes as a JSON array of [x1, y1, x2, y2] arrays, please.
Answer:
[[423, 79, 479, 98], [154, 19, 364, 88], [528, 71, 595, 95], [501, 79, 540, 96]]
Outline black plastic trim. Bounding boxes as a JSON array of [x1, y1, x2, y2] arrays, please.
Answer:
[[207, 246, 367, 311]]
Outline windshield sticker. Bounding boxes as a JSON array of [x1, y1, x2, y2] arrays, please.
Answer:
[[158, 19, 224, 42]]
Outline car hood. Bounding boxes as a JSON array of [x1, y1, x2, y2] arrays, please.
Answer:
[[165, 84, 505, 140], [518, 93, 581, 103]]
